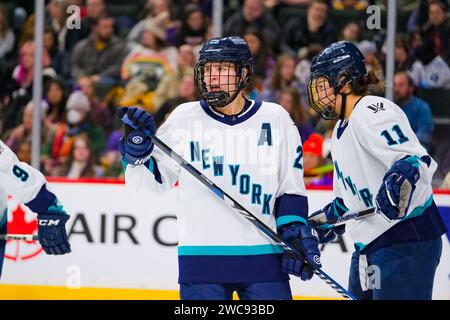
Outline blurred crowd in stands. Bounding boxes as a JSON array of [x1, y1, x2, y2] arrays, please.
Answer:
[[0, 0, 449, 188]]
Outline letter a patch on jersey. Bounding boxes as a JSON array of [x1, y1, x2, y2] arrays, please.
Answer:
[[258, 123, 272, 146]]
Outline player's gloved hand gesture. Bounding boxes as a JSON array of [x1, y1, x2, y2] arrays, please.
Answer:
[[37, 204, 71, 255], [310, 202, 346, 244], [117, 106, 156, 165], [375, 157, 420, 220], [279, 223, 321, 281]]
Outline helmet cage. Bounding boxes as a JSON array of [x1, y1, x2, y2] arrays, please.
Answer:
[[194, 59, 252, 108]]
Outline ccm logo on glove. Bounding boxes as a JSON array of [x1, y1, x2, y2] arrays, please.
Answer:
[[38, 219, 61, 226]]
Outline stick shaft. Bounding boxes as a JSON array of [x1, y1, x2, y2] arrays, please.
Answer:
[[0, 234, 38, 241], [309, 208, 377, 227]]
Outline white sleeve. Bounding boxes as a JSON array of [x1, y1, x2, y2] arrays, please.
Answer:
[[0, 140, 47, 204], [124, 107, 185, 193], [274, 109, 309, 228]]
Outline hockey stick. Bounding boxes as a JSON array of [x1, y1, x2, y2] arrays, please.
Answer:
[[0, 234, 38, 241], [308, 207, 377, 228], [122, 115, 356, 300]]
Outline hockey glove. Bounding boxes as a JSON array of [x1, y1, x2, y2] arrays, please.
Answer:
[[117, 106, 156, 165], [38, 206, 71, 255], [279, 223, 321, 281], [310, 201, 346, 244], [375, 157, 420, 221]]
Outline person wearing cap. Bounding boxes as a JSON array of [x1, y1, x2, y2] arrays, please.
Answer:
[[358, 40, 385, 95], [302, 133, 333, 187]]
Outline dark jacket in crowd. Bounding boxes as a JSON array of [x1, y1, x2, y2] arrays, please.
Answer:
[[281, 15, 337, 56], [224, 11, 281, 52], [70, 35, 128, 80]]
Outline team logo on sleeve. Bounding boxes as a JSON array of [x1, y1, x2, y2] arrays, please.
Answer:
[[366, 102, 385, 113]]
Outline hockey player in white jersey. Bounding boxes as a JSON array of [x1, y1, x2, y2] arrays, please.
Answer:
[[118, 37, 321, 300], [0, 140, 71, 277], [307, 41, 446, 299]]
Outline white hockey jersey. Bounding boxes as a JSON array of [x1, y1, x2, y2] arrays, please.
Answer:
[[125, 99, 308, 283], [330, 95, 438, 250], [0, 140, 49, 218]]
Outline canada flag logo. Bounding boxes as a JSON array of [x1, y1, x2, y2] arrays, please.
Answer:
[[4, 201, 43, 261]]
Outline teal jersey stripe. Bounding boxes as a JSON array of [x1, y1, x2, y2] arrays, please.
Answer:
[[178, 244, 284, 256], [147, 157, 155, 173], [121, 159, 127, 171], [402, 195, 433, 221], [276, 215, 306, 228], [404, 155, 420, 168], [0, 208, 7, 228], [334, 199, 349, 215]]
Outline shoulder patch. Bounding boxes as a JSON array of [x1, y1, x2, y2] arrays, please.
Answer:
[[366, 102, 385, 113]]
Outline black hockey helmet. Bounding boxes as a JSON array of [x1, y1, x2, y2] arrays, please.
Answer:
[[194, 37, 254, 108]]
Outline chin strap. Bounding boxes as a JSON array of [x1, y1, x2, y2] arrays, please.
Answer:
[[338, 92, 348, 120]]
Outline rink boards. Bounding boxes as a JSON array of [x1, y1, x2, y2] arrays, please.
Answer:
[[0, 180, 449, 300]]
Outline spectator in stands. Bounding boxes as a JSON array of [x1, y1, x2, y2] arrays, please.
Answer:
[[224, 0, 281, 52], [5, 41, 56, 131], [13, 41, 55, 90], [100, 127, 124, 178], [407, 0, 430, 33], [58, 134, 103, 178], [45, 1, 75, 78], [261, 54, 301, 102], [295, 43, 323, 110], [120, 18, 178, 113], [77, 77, 112, 135], [416, 0, 450, 66], [340, 21, 362, 44], [243, 27, 276, 81], [0, 4, 15, 60], [71, 13, 129, 85], [173, 4, 209, 49], [153, 44, 196, 112], [44, 79, 67, 132], [395, 36, 417, 73], [69, 0, 106, 44], [281, 0, 337, 56], [179, 0, 213, 19], [394, 72, 435, 149], [43, 27, 58, 63], [16, 141, 32, 165], [52, 90, 106, 162], [302, 133, 333, 187], [46, 0, 68, 43], [278, 86, 313, 142], [4, 101, 47, 154], [128, 0, 180, 46], [358, 40, 385, 94], [154, 72, 199, 126]]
